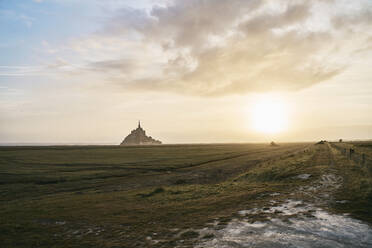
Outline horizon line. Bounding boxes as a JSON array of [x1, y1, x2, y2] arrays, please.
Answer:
[[1, 139, 371, 147]]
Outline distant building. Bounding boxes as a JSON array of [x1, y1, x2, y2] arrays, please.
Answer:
[[270, 141, 279, 146], [120, 121, 162, 146]]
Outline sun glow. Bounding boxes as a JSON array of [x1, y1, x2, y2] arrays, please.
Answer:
[[252, 97, 289, 134]]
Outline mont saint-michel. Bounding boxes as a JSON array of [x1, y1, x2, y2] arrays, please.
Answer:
[[120, 121, 162, 146]]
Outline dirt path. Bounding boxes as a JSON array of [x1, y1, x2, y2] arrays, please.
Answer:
[[193, 145, 372, 248]]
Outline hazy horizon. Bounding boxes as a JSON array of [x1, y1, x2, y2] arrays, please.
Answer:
[[1, 0, 372, 144]]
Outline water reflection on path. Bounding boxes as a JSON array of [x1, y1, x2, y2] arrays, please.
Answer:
[[197, 200, 372, 248]]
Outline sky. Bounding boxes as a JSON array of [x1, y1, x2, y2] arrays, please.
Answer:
[[0, 0, 372, 144]]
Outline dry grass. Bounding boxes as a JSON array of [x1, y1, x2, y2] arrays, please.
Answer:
[[0, 142, 371, 247]]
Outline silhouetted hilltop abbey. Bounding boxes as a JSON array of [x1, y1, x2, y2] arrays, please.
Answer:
[[120, 121, 162, 146]]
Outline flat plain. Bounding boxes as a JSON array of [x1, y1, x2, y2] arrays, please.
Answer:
[[1, 142, 372, 247]]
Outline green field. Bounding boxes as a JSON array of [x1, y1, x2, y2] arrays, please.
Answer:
[[1, 142, 372, 247]]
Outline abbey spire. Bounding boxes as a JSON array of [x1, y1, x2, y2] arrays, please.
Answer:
[[120, 121, 162, 146]]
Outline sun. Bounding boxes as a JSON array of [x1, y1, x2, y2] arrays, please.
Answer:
[[251, 97, 288, 134]]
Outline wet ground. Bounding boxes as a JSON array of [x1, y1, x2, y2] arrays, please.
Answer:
[[195, 173, 372, 248], [197, 200, 372, 248]]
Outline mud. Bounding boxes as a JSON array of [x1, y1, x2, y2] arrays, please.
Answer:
[[195, 173, 372, 248], [197, 200, 372, 248]]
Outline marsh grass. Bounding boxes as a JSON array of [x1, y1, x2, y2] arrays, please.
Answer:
[[1, 142, 371, 247]]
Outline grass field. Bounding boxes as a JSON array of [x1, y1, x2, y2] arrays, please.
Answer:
[[1, 142, 372, 247]]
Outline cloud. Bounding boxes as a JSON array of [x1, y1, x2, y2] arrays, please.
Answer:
[[0, 66, 45, 76], [53, 0, 372, 96], [332, 9, 372, 29]]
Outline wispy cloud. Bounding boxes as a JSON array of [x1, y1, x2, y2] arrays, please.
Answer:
[[0, 66, 45, 76]]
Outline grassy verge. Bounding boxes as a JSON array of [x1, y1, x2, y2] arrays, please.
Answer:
[[329, 142, 372, 223]]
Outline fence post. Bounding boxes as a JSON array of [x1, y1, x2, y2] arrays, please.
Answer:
[[349, 148, 355, 160]]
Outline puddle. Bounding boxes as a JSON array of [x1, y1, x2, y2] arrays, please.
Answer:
[[195, 173, 371, 247], [296, 174, 312, 180], [197, 200, 372, 248]]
